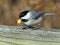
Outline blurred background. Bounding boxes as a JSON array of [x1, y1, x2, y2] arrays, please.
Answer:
[[0, 0, 59, 29]]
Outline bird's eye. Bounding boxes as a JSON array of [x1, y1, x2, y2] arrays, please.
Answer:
[[21, 19, 28, 22]]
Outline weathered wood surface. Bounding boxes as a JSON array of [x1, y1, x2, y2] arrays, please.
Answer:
[[0, 25, 60, 45]]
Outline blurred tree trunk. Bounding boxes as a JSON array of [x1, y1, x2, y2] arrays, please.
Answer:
[[53, 0, 60, 28], [42, 0, 56, 29]]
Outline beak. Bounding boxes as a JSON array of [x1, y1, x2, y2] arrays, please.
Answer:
[[17, 18, 22, 24]]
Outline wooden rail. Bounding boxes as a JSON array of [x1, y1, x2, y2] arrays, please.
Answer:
[[0, 25, 60, 45]]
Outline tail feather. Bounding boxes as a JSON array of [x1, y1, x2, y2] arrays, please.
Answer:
[[44, 12, 56, 16]]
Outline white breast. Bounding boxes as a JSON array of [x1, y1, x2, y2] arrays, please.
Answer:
[[24, 17, 43, 26]]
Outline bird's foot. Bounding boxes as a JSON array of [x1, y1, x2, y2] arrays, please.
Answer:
[[22, 26, 29, 29], [22, 26, 40, 30], [22, 26, 35, 29], [22, 26, 32, 29]]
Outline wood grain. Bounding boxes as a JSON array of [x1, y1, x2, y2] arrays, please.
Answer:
[[0, 25, 60, 45]]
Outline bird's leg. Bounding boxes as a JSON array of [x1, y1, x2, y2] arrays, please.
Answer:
[[22, 24, 41, 30], [28, 25, 40, 30], [28, 25, 35, 28], [32, 24, 41, 30]]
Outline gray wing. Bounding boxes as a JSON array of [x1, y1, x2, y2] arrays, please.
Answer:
[[29, 10, 38, 16], [32, 12, 45, 19]]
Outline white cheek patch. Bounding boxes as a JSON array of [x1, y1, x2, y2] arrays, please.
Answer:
[[21, 12, 31, 19]]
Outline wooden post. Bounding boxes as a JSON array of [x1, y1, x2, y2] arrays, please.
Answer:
[[0, 25, 60, 45]]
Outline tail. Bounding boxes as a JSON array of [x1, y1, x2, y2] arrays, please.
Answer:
[[44, 12, 56, 16]]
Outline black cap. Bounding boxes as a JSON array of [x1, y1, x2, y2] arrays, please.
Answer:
[[19, 10, 29, 18]]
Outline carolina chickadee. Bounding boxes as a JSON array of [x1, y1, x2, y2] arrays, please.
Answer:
[[19, 10, 55, 29]]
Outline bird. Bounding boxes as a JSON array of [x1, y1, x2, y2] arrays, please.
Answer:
[[19, 10, 56, 29]]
